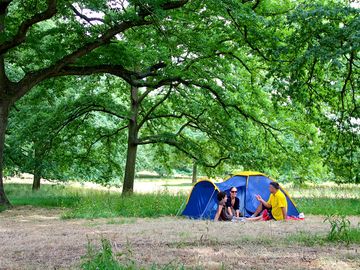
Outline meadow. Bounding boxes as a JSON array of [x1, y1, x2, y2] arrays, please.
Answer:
[[2, 180, 360, 218], [1, 180, 360, 269]]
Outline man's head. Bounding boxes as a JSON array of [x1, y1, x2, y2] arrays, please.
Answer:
[[217, 191, 227, 203], [230, 187, 237, 198], [269, 181, 280, 194]]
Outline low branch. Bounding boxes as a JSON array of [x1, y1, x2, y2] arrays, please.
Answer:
[[138, 135, 229, 169], [31, 61, 167, 95], [51, 64, 135, 83], [50, 103, 128, 144], [137, 120, 192, 145], [12, 2, 186, 102], [83, 125, 128, 158], [228, 104, 284, 132]]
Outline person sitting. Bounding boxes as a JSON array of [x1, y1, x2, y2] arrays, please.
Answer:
[[247, 181, 288, 221], [214, 191, 232, 221], [226, 187, 241, 218]]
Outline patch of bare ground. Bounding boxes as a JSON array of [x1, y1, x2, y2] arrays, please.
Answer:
[[0, 206, 359, 269]]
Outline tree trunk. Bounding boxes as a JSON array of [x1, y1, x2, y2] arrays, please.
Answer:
[[0, 101, 11, 207], [192, 160, 197, 183], [0, 8, 11, 207], [32, 147, 42, 191], [122, 86, 139, 195]]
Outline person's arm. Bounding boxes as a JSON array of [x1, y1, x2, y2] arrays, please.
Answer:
[[256, 195, 271, 208], [214, 205, 223, 222], [227, 206, 233, 217], [281, 207, 287, 221], [235, 198, 240, 217]]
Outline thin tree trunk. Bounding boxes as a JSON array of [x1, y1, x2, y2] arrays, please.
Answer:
[[192, 160, 197, 183], [32, 147, 42, 191], [0, 101, 11, 206], [122, 86, 139, 195]]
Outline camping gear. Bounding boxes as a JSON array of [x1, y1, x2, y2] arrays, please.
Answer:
[[182, 171, 300, 219]]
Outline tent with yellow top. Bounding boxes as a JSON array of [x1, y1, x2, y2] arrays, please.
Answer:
[[182, 171, 300, 219]]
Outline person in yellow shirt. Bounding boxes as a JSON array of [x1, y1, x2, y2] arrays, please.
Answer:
[[247, 182, 288, 221]]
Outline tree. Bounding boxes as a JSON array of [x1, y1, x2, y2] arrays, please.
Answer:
[[4, 0, 338, 195], [5, 75, 129, 189], [7, 66, 326, 192], [0, 0, 189, 206], [269, 1, 359, 182], [2, 0, 357, 206]]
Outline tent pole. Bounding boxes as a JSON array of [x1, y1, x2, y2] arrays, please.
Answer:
[[200, 189, 216, 219]]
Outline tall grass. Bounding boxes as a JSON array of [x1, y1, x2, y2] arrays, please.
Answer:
[[3, 183, 360, 218], [3, 183, 187, 218], [63, 192, 186, 219], [4, 183, 81, 208], [296, 197, 360, 216], [288, 184, 360, 199]]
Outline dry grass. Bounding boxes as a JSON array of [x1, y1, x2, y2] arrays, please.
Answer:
[[0, 206, 359, 270]]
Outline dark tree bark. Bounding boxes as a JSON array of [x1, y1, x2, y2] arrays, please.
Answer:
[[122, 86, 139, 194], [0, 100, 11, 206], [0, 5, 10, 205], [192, 160, 197, 183]]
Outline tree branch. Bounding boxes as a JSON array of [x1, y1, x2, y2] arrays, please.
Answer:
[[137, 86, 173, 129], [0, 0, 57, 54], [82, 125, 128, 158], [12, 1, 188, 103], [13, 18, 150, 102], [70, 4, 105, 25]]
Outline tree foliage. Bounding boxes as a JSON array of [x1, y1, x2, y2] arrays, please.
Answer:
[[0, 0, 358, 204]]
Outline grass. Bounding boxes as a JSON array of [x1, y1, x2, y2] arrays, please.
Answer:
[[4, 183, 81, 208], [82, 220, 360, 270], [288, 227, 360, 246], [81, 238, 198, 270], [3, 183, 187, 218], [287, 215, 360, 246], [296, 197, 360, 216], [287, 183, 360, 199], [2, 182, 360, 218], [62, 191, 186, 219]]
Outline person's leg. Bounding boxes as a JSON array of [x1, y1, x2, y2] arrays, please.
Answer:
[[252, 203, 264, 217], [245, 216, 263, 221]]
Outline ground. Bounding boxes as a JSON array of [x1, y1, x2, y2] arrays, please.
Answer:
[[1, 206, 359, 270]]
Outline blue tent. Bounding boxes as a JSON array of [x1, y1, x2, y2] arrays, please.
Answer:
[[182, 171, 300, 219]]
